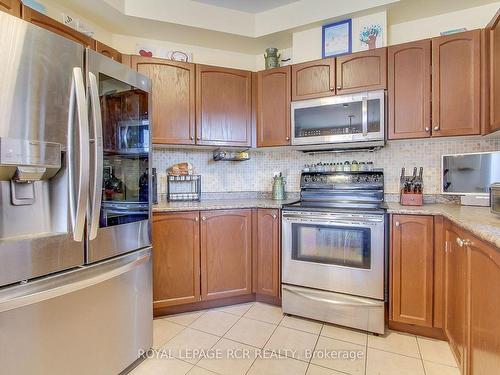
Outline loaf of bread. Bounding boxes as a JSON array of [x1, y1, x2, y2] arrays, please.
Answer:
[[168, 162, 193, 176]]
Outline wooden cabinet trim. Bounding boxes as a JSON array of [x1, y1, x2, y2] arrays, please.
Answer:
[[21, 5, 93, 47], [486, 10, 500, 134], [0, 0, 21, 17], [257, 66, 291, 147], [388, 40, 432, 140], [196, 64, 252, 147]]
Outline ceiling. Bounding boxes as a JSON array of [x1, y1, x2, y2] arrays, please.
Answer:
[[191, 0, 300, 14]]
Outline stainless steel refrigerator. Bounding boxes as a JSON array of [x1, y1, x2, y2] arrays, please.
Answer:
[[0, 12, 152, 374]]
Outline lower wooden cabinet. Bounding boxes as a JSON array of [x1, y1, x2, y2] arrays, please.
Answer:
[[152, 212, 201, 309], [255, 209, 280, 299], [444, 223, 469, 373], [465, 231, 500, 374], [391, 215, 434, 327], [200, 209, 252, 300]]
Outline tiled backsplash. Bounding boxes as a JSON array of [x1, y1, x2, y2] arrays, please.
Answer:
[[153, 136, 500, 194]]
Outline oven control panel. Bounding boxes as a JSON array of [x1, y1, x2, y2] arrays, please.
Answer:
[[301, 171, 383, 189]]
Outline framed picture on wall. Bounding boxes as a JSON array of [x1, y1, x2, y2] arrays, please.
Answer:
[[322, 19, 352, 58]]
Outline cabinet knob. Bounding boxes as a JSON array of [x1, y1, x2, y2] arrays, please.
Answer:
[[395, 221, 400, 227], [425, 127, 430, 132], [201, 216, 206, 221], [195, 217, 199, 222], [456, 237, 464, 247], [190, 136, 194, 140], [434, 125, 440, 131], [285, 136, 290, 141], [329, 87, 335, 91], [337, 86, 342, 90], [272, 214, 277, 219], [196, 136, 201, 141]]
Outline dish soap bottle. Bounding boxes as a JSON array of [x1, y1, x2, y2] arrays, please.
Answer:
[[272, 173, 286, 200]]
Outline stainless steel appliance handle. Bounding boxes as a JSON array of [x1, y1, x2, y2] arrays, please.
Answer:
[[282, 286, 381, 307], [88, 72, 103, 241], [282, 213, 383, 223], [0, 251, 150, 313], [68, 67, 90, 242], [362, 96, 368, 136]]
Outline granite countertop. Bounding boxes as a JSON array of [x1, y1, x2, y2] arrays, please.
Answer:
[[153, 198, 298, 212], [387, 202, 500, 249]]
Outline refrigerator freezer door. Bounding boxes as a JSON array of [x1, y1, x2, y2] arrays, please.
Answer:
[[0, 12, 87, 286], [0, 248, 153, 375], [86, 49, 152, 263]]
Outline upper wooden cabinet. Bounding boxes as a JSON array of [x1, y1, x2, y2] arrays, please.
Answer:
[[291, 58, 335, 101], [388, 40, 432, 140], [391, 215, 434, 327], [432, 30, 481, 137], [255, 209, 280, 299], [21, 5, 93, 47], [0, 0, 20, 17], [257, 67, 291, 147], [468, 234, 500, 375], [336, 47, 387, 95], [196, 65, 252, 147], [94, 40, 122, 63], [444, 223, 469, 373], [485, 10, 500, 134], [200, 209, 252, 301], [152, 212, 201, 309], [132, 56, 196, 145]]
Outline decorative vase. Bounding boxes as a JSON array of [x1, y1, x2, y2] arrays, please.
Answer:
[[264, 47, 280, 69]]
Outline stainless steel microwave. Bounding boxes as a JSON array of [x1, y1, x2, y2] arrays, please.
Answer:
[[291, 90, 385, 149]]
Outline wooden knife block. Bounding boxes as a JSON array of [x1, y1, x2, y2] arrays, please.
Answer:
[[400, 191, 423, 206]]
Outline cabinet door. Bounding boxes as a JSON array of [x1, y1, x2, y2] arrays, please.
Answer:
[[444, 224, 468, 372], [256, 209, 280, 298], [94, 40, 122, 63], [196, 65, 252, 147], [432, 30, 481, 137], [468, 236, 500, 375], [132, 56, 196, 145], [291, 58, 335, 101], [336, 48, 387, 95], [388, 40, 431, 140], [486, 11, 500, 133], [152, 212, 200, 308], [200, 209, 252, 300], [391, 215, 434, 327], [0, 0, 20, 17], [21, 5, 93, 47], [257, 67, 291, 147]]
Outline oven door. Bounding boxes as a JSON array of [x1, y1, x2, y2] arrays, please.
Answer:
[[282, 211, 385, 300]]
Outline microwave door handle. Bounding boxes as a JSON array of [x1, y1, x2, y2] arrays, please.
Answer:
[[68, 67, 90, 242], [362, 96, 368, 136], [88, 72, 103, 241]]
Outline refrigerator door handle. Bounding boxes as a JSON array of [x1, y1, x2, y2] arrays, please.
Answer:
[[88, 72, 103, 241], [0, 250, 151, 314], [68, 67, 90, 242]]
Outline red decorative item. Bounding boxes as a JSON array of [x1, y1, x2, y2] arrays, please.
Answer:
[[139, 49, 153, 57]]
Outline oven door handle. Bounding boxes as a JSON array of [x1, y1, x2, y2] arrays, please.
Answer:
[[282, 286, 382, 308], [282, 214, 384, 224]]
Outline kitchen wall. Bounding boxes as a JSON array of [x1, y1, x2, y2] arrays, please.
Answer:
[[153, 135, 500, 197]]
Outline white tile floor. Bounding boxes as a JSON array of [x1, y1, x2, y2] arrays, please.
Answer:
[[132, 302, 460, 375]]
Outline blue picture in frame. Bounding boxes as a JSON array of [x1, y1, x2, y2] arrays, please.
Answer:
[[322, 19, 352, 58]]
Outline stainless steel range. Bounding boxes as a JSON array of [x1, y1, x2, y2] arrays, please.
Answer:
[[281, 170, 387, 334]]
